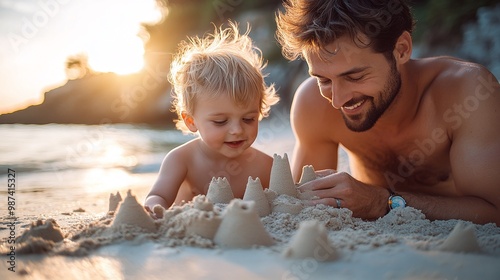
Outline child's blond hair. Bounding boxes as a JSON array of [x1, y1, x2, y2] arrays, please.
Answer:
[[169, 21, 279, 134]]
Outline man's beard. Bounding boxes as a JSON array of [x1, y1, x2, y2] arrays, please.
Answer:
[[342, 59, 401, 132]]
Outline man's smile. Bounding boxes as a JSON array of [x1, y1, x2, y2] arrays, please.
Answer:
[[342, 98, 366, 113]]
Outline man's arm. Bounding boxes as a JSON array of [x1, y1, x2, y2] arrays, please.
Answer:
[[290, 77, 339, 181]]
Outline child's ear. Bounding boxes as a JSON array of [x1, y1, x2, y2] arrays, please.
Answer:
[[181, 112, 198, 132]]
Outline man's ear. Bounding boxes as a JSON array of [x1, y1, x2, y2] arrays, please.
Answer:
[[181, 112, 198, 133], [393, 31, 412, 64]]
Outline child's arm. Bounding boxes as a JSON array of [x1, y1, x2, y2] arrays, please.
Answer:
[[145, 148, 188, 211]]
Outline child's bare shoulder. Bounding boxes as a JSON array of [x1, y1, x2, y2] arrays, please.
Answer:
[[246, 147, 273, 164], [163, 138, 199, 163]]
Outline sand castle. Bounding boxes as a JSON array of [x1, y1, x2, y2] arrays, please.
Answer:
[[214, 199, 274, 248], [184, 195, 221, 239], [438, 221, 482, 253], [99, 155, 340, 258], [108, 191, 122, 212], [112, 190, 156, 232], [206, 177, 235, 204], [269, 153, 299, 197], [18, 219, 64, 243], [283, 220, 338, 261], [298, 165, 318, 185], [243, 177, 271, 217]]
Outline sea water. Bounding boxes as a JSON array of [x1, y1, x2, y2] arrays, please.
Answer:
[[0, 124, 194, 214], [0, 121, 298, 215]]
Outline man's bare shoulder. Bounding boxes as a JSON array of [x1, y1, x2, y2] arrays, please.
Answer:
[[412, 57, 498, 124], [291, 77, 343, 141], [415, 56, 496, 100]]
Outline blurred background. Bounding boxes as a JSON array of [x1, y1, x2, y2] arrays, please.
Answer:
[[0, 0, 499, 125]]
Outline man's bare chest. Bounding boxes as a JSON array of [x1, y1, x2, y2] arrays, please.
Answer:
[[341, 128, 455, 194]]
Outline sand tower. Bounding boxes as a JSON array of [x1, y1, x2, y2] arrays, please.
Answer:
[[206, 177, 234, 204], [243, 177, 271, 217], [269, 153, 299, 197], [298, 165, 317, 185], [108, 191, 122, 212], [214, 199, 274, 248]]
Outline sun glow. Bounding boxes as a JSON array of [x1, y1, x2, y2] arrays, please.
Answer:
[[73, 0, 162, 75], [86, 32, 146, 75], [0, 0, 163, 113], [83, 168, 132, 194]]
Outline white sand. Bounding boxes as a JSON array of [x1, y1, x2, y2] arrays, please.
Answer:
[[1, 187, 500, 279], [1, 125, 500, 279]]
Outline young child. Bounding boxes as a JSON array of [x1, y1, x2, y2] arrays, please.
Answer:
[[145, 22, 279, 211]]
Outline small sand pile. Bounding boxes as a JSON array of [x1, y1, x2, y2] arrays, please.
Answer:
[[438, 221, 482, 253], [18, 219, 64, 244], [283, 219, 338, 261], [12, 219, 65, 254]]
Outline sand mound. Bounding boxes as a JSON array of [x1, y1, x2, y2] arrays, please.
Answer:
[[11, 219, 65, 254], [214, 199, 274, 248], [438, 221, 482, 253], [18, 219, 64, 244], [112, 190, 156, 232], [283, 219, 338, 261]]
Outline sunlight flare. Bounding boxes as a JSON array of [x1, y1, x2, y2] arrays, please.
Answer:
[[79, 0, 162, 75]]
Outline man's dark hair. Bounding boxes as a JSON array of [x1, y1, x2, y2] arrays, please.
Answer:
[[276, 0, 415, 60]]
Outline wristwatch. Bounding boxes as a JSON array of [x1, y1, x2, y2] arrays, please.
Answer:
[[388, 191, 406, 211]]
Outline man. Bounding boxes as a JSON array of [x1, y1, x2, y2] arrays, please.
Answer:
[[276, 0, 500, 225]]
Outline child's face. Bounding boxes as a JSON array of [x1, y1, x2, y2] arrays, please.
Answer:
[[189, 93, 261, 158]]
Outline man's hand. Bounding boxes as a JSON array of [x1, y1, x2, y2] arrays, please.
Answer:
[[298, 169, 390, 220]]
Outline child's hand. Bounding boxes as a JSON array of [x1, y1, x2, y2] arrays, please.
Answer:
[[144, 205, 158, 219]]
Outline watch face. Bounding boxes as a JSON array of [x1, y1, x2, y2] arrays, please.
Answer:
[[390, 196, 406, 209]]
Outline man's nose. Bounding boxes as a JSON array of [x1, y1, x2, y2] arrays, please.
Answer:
[[331, 82, 352, 109]]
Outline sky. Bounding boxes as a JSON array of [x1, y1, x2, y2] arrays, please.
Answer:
[[0, 0, 162, 114]]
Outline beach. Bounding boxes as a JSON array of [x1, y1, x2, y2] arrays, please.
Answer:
[[1, 121, 500, 279]]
